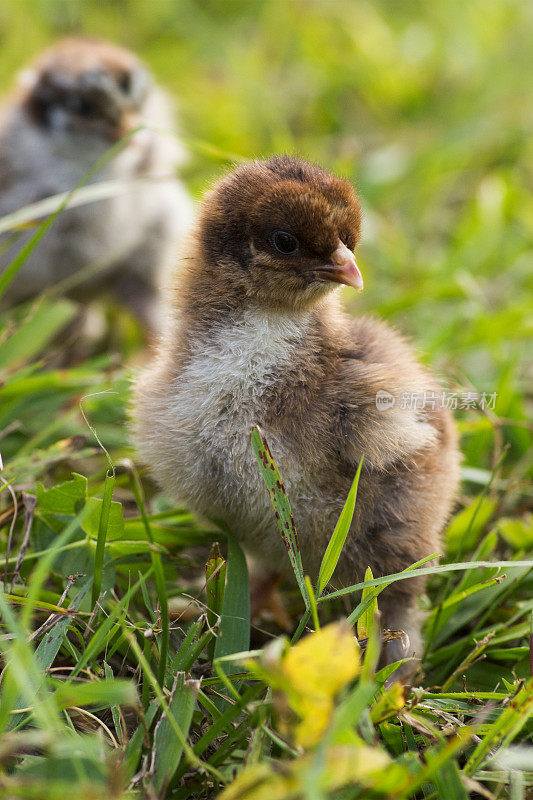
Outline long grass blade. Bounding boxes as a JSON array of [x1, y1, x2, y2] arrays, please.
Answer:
[[321, 560, 533, 602], [126, 631, 224, 783], [317, 457, 363, 596], [250, 426, 308, 606], [150, 672, 199, 793], [91, 471, 115, 607], [213, 529, 250, 676], [128, 465, 170, 686], [206, 543, 226, 662]]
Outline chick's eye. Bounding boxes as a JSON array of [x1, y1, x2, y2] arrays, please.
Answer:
[[69, 95, 95, 117], [78, 99, 94, 116], [271, 230, 299, 256], [119, 72, 132, 94]]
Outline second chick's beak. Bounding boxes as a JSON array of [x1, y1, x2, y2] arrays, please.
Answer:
[[120, 110, 144, 142], [317, 240, 363, 291]]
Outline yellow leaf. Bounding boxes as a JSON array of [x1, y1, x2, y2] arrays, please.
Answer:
[[291, 695, 333, 748], [246, 622, 360, 749], [282, 621, 360, 698], [370, 681, 406, 724], [216, 762, 295, 800], [315, 744, 392, 790], [218, 743, 408, 800], [281, 622, 360, 747]]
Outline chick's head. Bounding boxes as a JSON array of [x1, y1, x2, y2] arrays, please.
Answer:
[[22, 38, 153, 141], [198, 155, 363, 311]]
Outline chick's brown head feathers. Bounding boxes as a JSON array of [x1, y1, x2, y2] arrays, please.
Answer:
[[195, 155, 363, 311]]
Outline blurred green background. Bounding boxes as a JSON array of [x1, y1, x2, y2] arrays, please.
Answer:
[[1, 0, 532, 474]]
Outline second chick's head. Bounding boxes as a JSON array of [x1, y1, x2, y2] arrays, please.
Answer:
[[22, 37, 153, 142], [198, 155, 364, 311]]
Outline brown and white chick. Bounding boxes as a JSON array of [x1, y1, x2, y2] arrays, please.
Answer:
[[133, 156, 460, 673], [0, 37, 192, 331]]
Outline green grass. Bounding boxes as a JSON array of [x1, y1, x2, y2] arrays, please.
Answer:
[[0, 1, 532, 798]]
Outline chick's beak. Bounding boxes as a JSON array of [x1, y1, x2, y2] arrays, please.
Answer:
[[324, 240, 364, 291], [119, 110, 151, 147]]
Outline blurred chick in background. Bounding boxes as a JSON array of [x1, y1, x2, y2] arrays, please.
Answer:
[[0, 37, 192, 332]]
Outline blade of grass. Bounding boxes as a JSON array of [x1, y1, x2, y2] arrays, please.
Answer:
[[0, 176, 172, 236], [126, 631, 224, 783], [305, 576, 320, 630], [79, 396, 118, 612], [8, 580, 90, 730], [464, 678, 533, 774], [206, 543, 226, 662], [0, 299, 76, 372], [141, 630, 154, 709], [321, 560, 533, 602], [123, 699, 159, 782], [317, 457, 363, 596], [127, 463, 169, 686], [173, 629, 212, 676], [91, 471, 115, 608], [0, 592, 62, 734], [425, 448, 509, 655], [213, 527, 250, 677], [104, 662, 124, 745], [250, 426, 308, 606], [432, 760, 469, 800], [170, 620, 206, 672], [150, 672, 199, 794], [53, 678, 137, 710], [70, 570, 151, 679], [20, 507, 90, 630], [291, 609, 311, 645], [193, 683, 265, 758], [172, 682, 266, 790]]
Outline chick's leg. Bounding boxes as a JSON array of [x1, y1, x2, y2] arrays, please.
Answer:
[[247, 559, 292, 631], [353, 520, 435, 682], [378, 589, 423, 682]]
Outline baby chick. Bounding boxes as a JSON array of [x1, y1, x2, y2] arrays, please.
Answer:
[[0, 37, 192, 330], [133, 156, 460, 670]]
